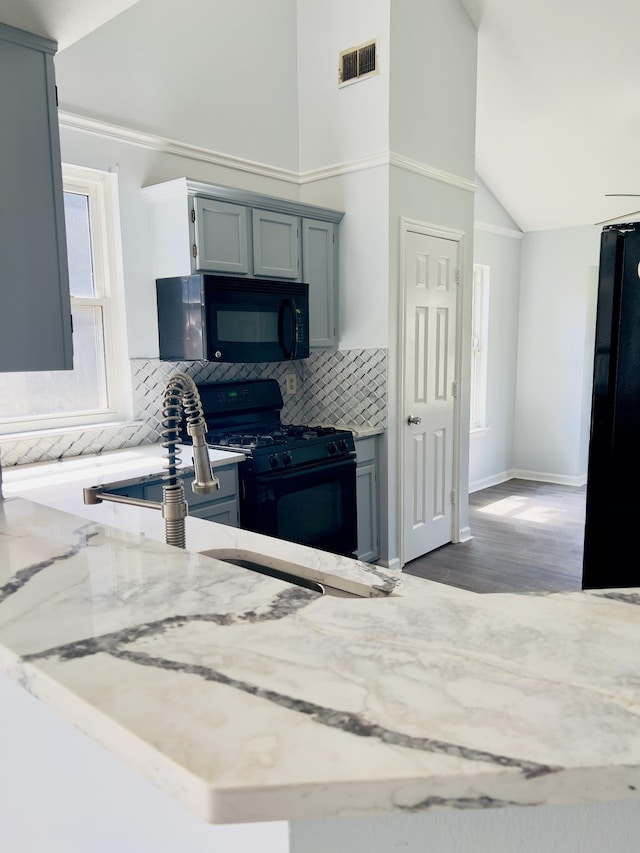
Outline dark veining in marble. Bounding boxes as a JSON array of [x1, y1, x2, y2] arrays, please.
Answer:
[[363, 565, 402, 596], [598, 591, 640, 606], [23, 586, 317, 662], [0, 527, 98, 605], [109, 648, 560, 780], [401, 794, 540, 811]]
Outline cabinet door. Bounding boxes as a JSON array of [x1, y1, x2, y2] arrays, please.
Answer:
[[0, 24, 72, 371], [355, 462, 379, 563], [190, 499, 239, 527], [193, 198, 249, 274], [355, 437, 379, 563], [302, 219, 337, 348], [252, 210, 300, 279]]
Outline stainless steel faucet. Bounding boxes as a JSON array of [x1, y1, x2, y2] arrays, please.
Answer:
[[84, 372, 219, 548]]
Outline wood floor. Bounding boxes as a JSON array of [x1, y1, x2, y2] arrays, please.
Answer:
[[403, 479, 586, 594]]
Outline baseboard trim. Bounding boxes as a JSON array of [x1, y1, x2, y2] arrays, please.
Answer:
[[469, 470, 516, 493], [470, 469, 587, 492], [510, 469, 588, 488], [458, 526, 473, 543]]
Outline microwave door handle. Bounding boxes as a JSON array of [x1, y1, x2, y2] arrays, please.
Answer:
[[278, 298, 297, 360]]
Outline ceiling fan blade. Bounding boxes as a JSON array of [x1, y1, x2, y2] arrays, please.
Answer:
[[596, 209, 640, 226]]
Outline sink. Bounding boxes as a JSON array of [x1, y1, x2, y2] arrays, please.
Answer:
[[218, 557, 359, 597], [199, 548, 402, 599]]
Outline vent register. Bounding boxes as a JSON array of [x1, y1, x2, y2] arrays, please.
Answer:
[[339, 39, 378, 85]]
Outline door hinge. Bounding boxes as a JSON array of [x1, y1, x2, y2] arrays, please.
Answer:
[[452, 380, 459, 397], [192, 244, 197, 258], [451, 489, 457, 506], [456, 269, 461, 286], [191, 208, 196, 223]]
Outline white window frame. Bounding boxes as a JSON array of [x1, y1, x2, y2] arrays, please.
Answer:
[[0, 164, 130, 434], [470, 263, 490, 431]]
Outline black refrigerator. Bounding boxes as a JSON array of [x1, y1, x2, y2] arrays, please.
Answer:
[[582, 222, 640, 589]]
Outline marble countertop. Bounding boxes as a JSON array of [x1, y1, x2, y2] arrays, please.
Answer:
[[1, 447, 639, 825]]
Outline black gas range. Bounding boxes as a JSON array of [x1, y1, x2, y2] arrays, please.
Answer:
[[188, 379, 358, 556]]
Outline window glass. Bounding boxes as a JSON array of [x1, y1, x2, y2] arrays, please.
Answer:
[[0, 166, 124, 433], [64, 191, 95, 298]]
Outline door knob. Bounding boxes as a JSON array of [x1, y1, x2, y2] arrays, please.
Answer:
[[407, 415, 422, 425]]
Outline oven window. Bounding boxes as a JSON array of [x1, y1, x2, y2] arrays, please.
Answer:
[[217, 309, 278, 343], [277, 482, 344, 543]]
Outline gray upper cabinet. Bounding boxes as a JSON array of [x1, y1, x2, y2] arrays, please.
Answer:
[[194, 198, 249, 274], [303, 219, 337, 348], [0, 24, 72, 372], [143, 178, 344, 349], [252, 209, 300, 280]]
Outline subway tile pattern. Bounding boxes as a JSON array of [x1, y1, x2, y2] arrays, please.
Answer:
[[0, 349, 386, 467]]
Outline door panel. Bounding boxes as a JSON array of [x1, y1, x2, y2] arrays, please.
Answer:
[[403, 229, 458, 563]]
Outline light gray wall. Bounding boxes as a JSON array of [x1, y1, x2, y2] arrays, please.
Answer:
[[55, 0, 300, 170], [387, 0, 477, 547], [290, 801, 640, 852], [470, 178, 522, 490], [296, 0, 390, 173], [514, 225, 600, 483], [389, 0, 477, 182], [470, 181, 601, 490]]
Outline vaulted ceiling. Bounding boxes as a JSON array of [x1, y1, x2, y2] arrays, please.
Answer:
[[3, 0, 639, 233]]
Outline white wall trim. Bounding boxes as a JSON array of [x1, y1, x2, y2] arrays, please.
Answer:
[[58, 111, 300, 184], [469, 469, 587, 492], [298, 151, 391, 184], [475, 220, 524, 239], [469, 470, 517, 493], [510, 469, 587, 488], [389, 152, 476, 193], [59, 111, 476, 194]]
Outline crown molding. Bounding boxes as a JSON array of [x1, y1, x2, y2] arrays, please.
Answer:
[[57, 111, 299, 184], [474, 220, 524, 239], [298, 151, 390, 184], [389, 152, 476, 193], [59, 110, 476, 193]]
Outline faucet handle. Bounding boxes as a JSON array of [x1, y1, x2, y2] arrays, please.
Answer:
[[187, 421, 220, 495], [191, 442, 220, 494]]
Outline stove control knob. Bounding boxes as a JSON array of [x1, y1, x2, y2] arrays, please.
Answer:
[[282, 451, 292, 466], [337, 439, 348, 453], [327, 442, 337, 455], [268, 454, 281, 469]]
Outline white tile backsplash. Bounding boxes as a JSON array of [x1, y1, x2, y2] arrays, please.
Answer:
[[0, 350, 387, 466]]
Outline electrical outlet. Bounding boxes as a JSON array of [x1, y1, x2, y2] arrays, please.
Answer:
[[285, 373, 297, 394]]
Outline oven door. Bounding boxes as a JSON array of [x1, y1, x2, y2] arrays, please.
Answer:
[[239, 457, 357, 556]]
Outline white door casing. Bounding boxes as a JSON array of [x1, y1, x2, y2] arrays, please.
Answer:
[[400, 222, 461, 564]]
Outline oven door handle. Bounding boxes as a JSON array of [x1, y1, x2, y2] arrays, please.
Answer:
[[252, 455, 356, 483], [278, 298, 297, 360]]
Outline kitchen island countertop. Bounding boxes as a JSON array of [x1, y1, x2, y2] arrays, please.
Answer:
[[0, 446, 639, 826]]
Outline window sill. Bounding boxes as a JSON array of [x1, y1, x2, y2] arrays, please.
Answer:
[[0, 420, 143, 442]]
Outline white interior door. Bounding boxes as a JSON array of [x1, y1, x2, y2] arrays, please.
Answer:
[[402, 227, 459, 564]]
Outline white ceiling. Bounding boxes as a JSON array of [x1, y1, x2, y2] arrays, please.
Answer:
[[3, 0, 639, 232], [0, 0, 140, 51], [461, 0, 640, 231]]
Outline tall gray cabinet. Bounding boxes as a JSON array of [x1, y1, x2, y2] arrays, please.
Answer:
[[0, 23, 72, 372]]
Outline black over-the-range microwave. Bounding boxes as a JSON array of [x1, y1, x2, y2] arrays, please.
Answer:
[[156, 274, 310, 363]]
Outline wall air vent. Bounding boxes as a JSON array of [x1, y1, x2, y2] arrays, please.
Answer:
[[338, 39, 378, 86]]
